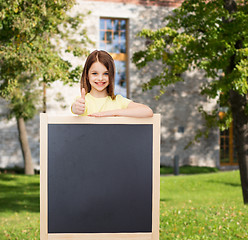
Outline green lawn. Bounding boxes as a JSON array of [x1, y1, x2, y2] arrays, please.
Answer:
[[160, 171, 248, 239], [0, 170, 247, 239], [0, 174, 40, 240]]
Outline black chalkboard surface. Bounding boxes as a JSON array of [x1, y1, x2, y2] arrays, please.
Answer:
[[48, 124, 153, 233], [40, 114, 160, 240]]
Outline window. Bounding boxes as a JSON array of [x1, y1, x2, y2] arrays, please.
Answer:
[[219, 121, 238, 165], [219, 92, 238, 166], [100, 18, 128, 97]]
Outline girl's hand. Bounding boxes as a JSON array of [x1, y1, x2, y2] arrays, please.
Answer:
[[72, 88, 86, 115]]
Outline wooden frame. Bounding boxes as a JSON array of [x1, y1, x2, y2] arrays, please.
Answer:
[[40, 114, 160, 240]]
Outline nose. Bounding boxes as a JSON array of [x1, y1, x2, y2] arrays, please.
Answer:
[[98, 74, 103, 81]]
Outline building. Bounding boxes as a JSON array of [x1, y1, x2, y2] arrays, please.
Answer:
[[0, 0, 238, 170]]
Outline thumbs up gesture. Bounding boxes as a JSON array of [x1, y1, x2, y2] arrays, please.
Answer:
[[72, 88, 86, 115]]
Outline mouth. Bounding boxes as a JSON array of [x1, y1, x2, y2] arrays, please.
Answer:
[[95, 82, 107, 86]]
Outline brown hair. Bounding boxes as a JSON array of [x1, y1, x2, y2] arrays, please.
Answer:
[[80, 50, 116, 99]]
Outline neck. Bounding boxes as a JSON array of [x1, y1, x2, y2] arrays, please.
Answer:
[[90, 89, 108, 98]]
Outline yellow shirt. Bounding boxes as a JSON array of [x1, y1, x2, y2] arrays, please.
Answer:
[[73, 93, 132, 116]]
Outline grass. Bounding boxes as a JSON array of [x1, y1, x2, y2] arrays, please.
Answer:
[[0, 174, 40, 240], [0, 170, 247, 239], [1, 165, 218, 176], [160, 170, 248, 239]]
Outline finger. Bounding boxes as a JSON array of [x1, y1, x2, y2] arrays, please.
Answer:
[[88, 113, 98, 117], [77, 107, 85, 113], [77, 98, 85, 104], [81, 88, 86, 100]]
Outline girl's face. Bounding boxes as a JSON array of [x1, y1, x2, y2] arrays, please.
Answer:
[[88, 61, 109, 97]]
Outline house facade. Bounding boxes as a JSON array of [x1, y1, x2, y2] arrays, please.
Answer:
[[0, 0, 237, 170]]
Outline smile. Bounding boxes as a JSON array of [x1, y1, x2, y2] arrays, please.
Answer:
[[95, 82, 107, 86]]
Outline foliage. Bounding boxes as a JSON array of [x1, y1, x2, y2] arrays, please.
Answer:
[[7, 74, 39, 120], [160, 165, 219, 175], [0, 171, 247, 239], [133, 0, 248, 139], [0, 0, 93, 119]]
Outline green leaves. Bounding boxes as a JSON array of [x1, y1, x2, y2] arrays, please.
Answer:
[[133, 0, 248, 131], [0, 0, 92, 120]]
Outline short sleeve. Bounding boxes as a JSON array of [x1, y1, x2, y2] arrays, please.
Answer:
[[115, 94, 132, 109]]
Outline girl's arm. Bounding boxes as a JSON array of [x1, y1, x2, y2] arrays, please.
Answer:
[[88, 102, 153, 118]]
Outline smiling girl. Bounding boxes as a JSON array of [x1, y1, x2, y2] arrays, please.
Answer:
[[71, 50, 153, 118]]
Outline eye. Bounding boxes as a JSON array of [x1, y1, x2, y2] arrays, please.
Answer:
[[104, 72, 109, 75], [92, 72, 97, 75]]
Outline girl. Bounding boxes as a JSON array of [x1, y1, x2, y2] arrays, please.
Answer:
[[71, 50, 153, 118]]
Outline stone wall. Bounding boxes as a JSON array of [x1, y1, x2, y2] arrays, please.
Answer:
[[0, 0, 220, 169], [87, 0, 183, 7], [0, 99, 40, 169]]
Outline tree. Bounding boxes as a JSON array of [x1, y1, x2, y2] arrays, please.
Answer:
[[133, 0, 248, 203], [0, 0, 93, 174]]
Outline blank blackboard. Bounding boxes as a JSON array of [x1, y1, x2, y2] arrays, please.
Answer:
[[40, 115, 160, 240]]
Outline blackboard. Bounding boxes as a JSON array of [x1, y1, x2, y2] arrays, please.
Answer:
[[40, 114, 160, 240]]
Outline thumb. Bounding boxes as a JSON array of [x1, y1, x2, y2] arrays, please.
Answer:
[[81, 88, 86, 100]]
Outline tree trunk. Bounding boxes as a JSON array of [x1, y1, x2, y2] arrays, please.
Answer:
[[230, 91, 248, 204], [224, 0, 248, 204], [16, 117, 34, 175]]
